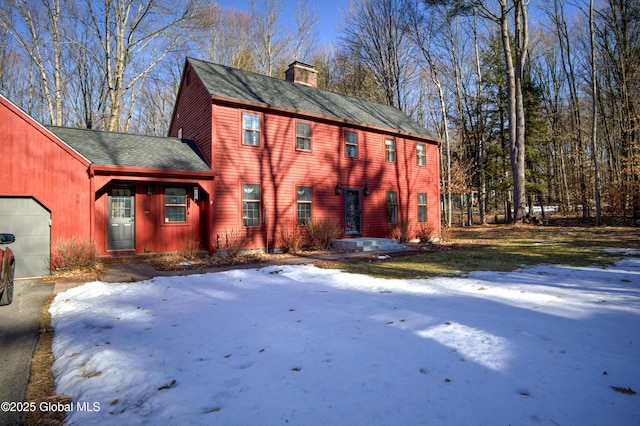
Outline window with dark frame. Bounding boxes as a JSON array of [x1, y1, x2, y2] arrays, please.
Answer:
[[165, 188, 187, 222], [345, 130, 358, 158], [416, 143, 426, 166], [242, 184, 261, 227], [418, 193, 427, 223], [242, 113, 261, 146], [385, 138, 396, 162], [386, 191, 398, 224], [297, 186, 312, 225], [296, 122, 311, 151]]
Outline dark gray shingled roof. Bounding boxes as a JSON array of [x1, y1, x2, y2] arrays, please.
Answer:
[[188, 57, 438, 140], [45, 125, 211, 172]]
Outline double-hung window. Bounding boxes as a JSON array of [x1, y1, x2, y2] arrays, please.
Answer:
[[385, 138, 396, 162], [386, 191, 398, 224], [165, 188, 187, 222], [297, 186, 312, 225], [345, 130, 358, 158], [242, 113, 261, 146], [418, 193, 427, 223], [416, 143, 426, 166], [242, 184, 261, 227], [296, 122, 311, 151]]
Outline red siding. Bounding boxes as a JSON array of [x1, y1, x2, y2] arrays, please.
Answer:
[[0, 96, 91, 244], [168, 63, 441, 253], [91, 179, 213, 254], [169, 64, 214, 166], [208, 103, 441, 251], [2, 95, 216, 264]]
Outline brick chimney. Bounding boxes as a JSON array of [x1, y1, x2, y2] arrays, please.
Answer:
[[285, 61, 318, 88]]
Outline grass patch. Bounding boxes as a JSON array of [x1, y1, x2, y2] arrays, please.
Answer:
[[335, 225, 640, 280]]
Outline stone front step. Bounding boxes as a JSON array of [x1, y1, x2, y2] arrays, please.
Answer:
[[332, 238, 404, 252]]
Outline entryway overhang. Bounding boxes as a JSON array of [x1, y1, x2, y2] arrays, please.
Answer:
[[88, 164, 217, 198], [87, 164, 217, 254]]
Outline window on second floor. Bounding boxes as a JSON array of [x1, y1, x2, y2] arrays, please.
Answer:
[[416, 143, 426, 166], [242, 113, 261, 146], [385, 138, 396, 162], [296, 122, 311, 151], [345, 130, 358, 158]]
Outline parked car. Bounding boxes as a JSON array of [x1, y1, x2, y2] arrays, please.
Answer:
[[0, 233, 16, 306]]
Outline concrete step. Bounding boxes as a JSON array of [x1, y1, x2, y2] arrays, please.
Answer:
[[332, 238, 404, 252]]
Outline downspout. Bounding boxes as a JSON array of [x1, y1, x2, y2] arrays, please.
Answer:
[[207, 179, 215, 255], [89, 165, 95, 246]]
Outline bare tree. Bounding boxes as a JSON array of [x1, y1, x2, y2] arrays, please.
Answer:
[[499, 0, 529, 223], [249, 0, 288, 77], [421, 0, 529, 223], [81, 0, 200, 132], [0, 7, 30, 104], [588, 0, 602, 225], [131, 56, 181, 135], [471, 11, 489, 225], [470, 0, 529, 223], [544, 0, 589, 218], [193, 3, 256, 71], [293, 0, 318, 62], [341, 0, 415, 111], [534, 30, 571, 215], [65, 0, 104, 129], [0, 0, 64, 125], [596, 0, 640, 219], [326, 49, 387, 103], [405, 0, 453, 226]]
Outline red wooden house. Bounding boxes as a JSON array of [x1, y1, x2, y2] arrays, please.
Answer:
[[0, 58, 439, 276], [0, 95, 215, 277], [168, 59, 441, 252]]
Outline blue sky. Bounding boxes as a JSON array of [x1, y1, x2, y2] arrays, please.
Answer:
[[215, 0, 348, 44], [212, 0, 580, 47]]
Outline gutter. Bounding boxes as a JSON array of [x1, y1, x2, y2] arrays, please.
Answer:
[[88, 164, 217, 179]]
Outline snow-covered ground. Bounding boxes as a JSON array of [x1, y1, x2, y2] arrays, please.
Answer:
[[50, 253, 640, 425]]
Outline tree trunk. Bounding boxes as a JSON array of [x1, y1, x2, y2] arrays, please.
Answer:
[[589, 0, 602, 225], [473, 13, 488, 225], [497, 0, 527, 223], [3, 0, 64, 125]]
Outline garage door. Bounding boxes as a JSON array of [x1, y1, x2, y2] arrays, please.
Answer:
[[0, 197, 51, 278]]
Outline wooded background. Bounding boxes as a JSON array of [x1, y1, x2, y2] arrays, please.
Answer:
[[1, 0, 638, 226]]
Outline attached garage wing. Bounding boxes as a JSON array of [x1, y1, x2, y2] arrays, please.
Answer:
[[0, 197, 51, 278]]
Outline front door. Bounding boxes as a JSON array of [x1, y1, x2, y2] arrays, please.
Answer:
[[344, 189, 362, 235], [108, 188, 135, 251]]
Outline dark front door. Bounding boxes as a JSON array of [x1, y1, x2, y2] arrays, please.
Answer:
[[108, 188, 135, 251], [344, 189, 362, 235]]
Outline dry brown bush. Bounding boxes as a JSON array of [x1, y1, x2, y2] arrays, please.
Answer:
[[51, 237, 98, 271], [306, 217, 341, 250]]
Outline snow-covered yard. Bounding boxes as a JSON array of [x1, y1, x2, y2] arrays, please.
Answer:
[[50, 253, 640, 425]]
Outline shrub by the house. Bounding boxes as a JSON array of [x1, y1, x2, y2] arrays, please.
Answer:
[[51, 238, 98, 271], [306, 217, 341, 250], [278, 222, 307, 254]]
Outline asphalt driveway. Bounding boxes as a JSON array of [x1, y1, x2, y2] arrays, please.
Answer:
[[0, 278, 54, 426]]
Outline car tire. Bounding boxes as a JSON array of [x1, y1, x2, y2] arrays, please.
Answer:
[[0, 261, 15, 306]]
